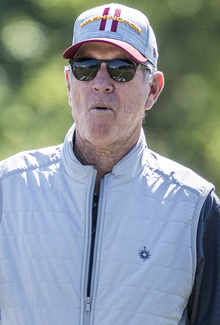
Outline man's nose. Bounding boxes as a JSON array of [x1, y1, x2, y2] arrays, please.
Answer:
[[92, 64, 114, 93]]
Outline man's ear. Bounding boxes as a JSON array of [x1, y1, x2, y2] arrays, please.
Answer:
[[64, 67, 72, 107], [145, 71, 164, 110]]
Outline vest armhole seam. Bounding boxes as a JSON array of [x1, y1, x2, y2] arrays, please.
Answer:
[[191, 184, 215, 282]]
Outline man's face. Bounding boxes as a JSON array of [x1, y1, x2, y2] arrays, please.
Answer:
[[66, 42, 153, 150]]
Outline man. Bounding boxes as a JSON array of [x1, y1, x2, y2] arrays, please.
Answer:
[[0, 3, 219, 325]]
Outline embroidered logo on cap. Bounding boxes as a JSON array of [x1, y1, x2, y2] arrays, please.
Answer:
[[100, 7, 121, 32], [80, 7, 142, 35], [138, 246, 151, 262]]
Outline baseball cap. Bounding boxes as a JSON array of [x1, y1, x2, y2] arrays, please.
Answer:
[[63, 3, 159, 68]]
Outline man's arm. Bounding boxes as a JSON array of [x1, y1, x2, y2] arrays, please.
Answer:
[[187, 191, 220, 324], [0, 178, 2, 323], [0, 177, 2, 224]]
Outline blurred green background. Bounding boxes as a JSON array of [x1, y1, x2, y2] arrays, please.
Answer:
[[0, 0, 220, 195]]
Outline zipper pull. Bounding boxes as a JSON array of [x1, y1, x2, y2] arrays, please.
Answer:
[[86, 297, 91, 312]]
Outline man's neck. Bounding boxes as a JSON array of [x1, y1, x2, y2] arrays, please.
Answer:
[[73, 132, 140, 193]]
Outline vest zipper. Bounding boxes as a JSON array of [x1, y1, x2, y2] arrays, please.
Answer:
[[86, 297, 91, 312], [83, 170, 97, 325], [84, 178, 104, 324]]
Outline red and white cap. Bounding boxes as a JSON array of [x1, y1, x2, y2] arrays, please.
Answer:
[[63, 3, 159, 68]]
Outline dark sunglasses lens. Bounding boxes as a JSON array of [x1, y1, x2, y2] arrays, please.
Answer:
[[71, 59, 99, 81], [108, 59, 137, 82]]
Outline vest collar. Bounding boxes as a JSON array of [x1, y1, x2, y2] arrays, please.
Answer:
[[61, 124, 149, 184]]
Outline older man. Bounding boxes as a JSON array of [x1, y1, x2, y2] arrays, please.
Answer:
[[0, 3, 219, 325]]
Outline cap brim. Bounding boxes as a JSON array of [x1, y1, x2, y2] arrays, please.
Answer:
[[63, 38, 148, 63]]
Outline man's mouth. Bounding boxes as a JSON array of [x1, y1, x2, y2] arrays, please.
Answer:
[[90, 105, 114, 113]]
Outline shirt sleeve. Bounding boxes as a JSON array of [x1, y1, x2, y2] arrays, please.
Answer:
[[0, 177, 2, 224], [187, 190, 220, 325]]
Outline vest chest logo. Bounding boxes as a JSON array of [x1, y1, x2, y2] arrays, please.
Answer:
[[138, 246, 151, 262]]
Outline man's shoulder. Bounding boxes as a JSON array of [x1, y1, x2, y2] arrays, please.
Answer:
[[0, 144, 63, 180], [147, 149, 214, 196]]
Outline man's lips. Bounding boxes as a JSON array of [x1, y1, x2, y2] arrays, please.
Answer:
[[91, 106, 113, 111]]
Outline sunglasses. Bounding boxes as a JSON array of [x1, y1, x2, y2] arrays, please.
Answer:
[[69, 58, 148, 83]]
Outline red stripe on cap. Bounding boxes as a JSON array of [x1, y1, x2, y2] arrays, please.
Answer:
[[111, 9, 121, 32], [99, 7, 110, 30]]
